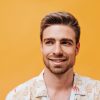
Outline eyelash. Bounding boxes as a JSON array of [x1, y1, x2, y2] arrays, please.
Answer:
[[61, 41, 72, 45], [45, 41, 54, 45]]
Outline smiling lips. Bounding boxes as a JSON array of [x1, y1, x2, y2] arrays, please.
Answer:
[[49, 58, 67, 63]]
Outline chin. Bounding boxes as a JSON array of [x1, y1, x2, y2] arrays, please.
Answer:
[[48, 66, 71, 75]]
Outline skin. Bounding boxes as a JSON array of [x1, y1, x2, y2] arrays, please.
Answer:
[[41, 25, 80, 100]]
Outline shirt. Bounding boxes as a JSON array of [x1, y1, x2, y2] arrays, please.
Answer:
[[6, 71, 100, 100]]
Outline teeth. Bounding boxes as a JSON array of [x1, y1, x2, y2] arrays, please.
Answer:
[[50, 59, 66, 62]]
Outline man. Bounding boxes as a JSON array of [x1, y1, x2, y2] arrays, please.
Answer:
[[6, 12, 100, 100]]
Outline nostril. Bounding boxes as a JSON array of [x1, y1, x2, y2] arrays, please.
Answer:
[[53, 50, 63, 57], [54, 47, 63, 54]]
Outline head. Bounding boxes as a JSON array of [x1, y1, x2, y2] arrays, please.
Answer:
[[40, 12, 80, 44], [40, 12, 80, 75]]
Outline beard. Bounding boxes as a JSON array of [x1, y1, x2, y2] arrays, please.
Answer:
[[43, 56, 75, 75]]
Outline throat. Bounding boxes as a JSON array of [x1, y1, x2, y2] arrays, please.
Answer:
[[43, 68, 74, 100], [44, 67, 74, 90]]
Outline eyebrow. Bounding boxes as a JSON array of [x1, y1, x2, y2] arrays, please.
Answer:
[[44, 38, 55, 42]]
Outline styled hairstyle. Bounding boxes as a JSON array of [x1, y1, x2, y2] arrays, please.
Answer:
[[40, 12, 80, 44]]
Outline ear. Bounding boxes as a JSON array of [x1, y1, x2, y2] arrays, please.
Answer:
[[75, 42, 80, 55]]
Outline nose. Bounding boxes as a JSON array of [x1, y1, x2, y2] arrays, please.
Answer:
[[53, 43, 63, 56]]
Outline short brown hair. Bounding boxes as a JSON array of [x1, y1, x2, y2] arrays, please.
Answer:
[[40, 12, 80, 44]]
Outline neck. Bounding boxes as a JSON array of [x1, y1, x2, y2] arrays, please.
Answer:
[[43, 68, 74, 91]]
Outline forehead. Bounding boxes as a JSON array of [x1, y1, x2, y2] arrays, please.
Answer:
[[43, 25, 76, 41]]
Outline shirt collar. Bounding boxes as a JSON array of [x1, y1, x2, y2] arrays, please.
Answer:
[[35, 71, 86, 98], [35, 70, 48, 97], [72, 73, 87, 96]]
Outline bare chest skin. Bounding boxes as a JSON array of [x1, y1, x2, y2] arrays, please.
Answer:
[[48, 88, 71, 100]]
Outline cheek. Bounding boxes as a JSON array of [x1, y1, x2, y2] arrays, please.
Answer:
[[42, 46, 54, 55], [63, 47, 76, 55]]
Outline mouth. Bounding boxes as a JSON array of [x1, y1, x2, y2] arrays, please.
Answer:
[[49, 58, 67, 63]]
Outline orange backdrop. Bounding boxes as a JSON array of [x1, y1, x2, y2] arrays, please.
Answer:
[[0, 0, 100, 99]]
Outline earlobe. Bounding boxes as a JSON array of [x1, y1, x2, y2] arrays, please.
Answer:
[[75, 42, 80, 55]]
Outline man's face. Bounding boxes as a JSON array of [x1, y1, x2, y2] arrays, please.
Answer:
[[41, 25, 80, 75]]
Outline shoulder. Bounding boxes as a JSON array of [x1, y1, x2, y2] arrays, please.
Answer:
[[75, 73, 100, 94], [6, 76, 39, 100], [79, 74, 100, 86]]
